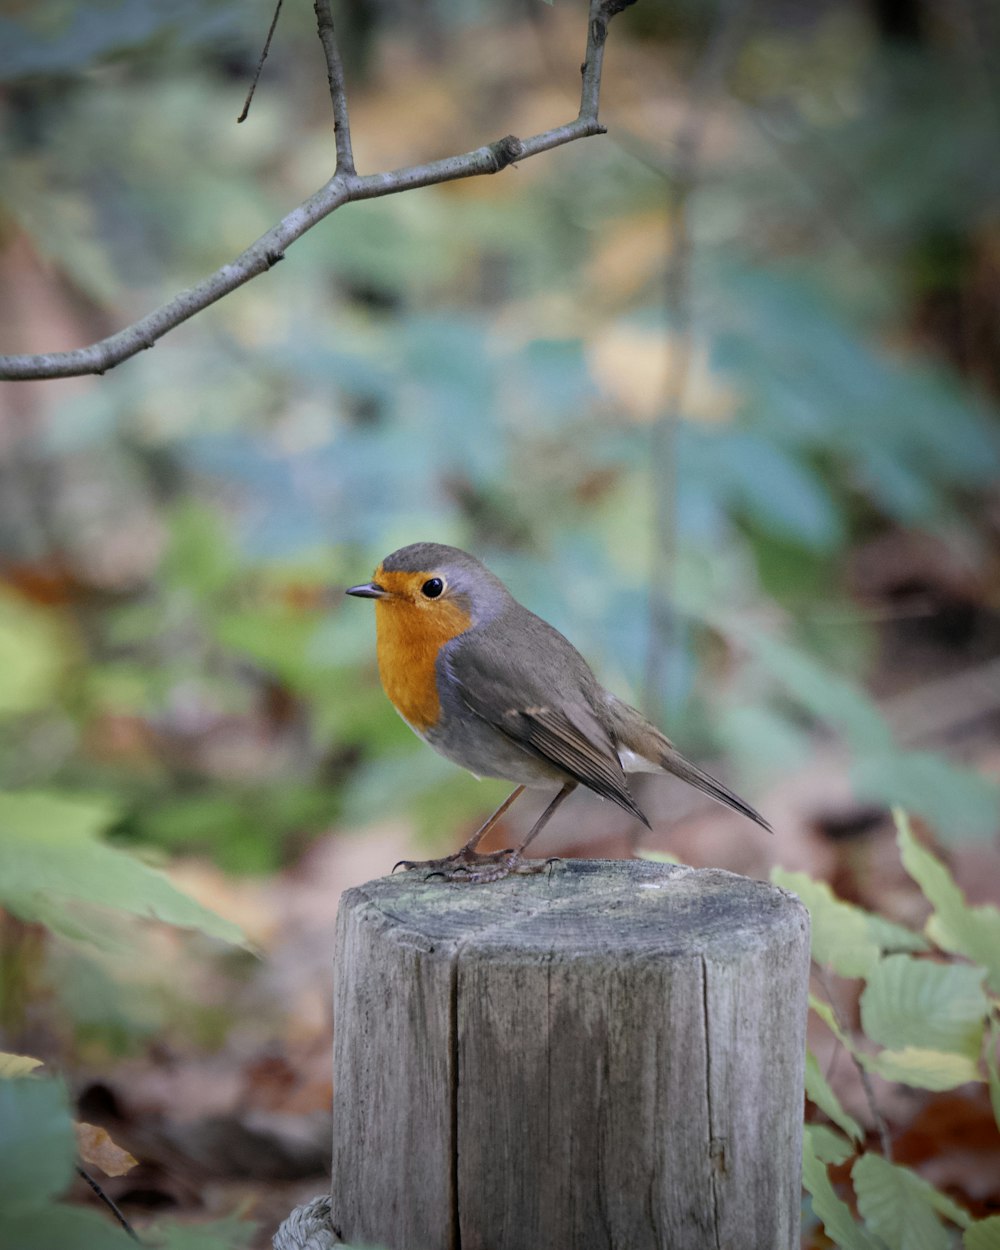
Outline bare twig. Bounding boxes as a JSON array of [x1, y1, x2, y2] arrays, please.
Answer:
[[313, 0, 355, 174], [643, 0, 751, 720], [0, 0, 634, 382], [237, 0, 284, 124], [76, 1166, 142, 1242], [579, 0, 633, 122]]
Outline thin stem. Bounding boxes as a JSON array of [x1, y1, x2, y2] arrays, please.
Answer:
[[76, 1166, 141, 1243], [237, 0, 284, 124], [313, 0, 355, 174]]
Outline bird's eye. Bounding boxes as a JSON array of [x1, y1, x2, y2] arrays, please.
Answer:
[[421, 577, 445, 599]]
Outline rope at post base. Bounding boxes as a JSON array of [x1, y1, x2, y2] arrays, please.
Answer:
[[273, 1194, 340, 1250]]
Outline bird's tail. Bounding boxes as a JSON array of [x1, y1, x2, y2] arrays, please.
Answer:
[[606, 697, 773, 833], [656, 742, 773, 833]]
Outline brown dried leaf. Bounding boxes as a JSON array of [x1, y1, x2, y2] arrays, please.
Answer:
[[74, 1121, 138, 1177]]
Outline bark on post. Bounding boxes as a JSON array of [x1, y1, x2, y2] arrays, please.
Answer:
[[331, 858, 810, 1250]]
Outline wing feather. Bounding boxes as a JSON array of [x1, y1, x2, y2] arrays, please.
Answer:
[[503, 704, 650, 826]]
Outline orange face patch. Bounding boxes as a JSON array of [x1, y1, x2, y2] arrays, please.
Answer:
[[372, 566, 472, 732]]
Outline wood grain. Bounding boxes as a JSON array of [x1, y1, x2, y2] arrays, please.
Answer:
[[332, 858, 810, 1250]]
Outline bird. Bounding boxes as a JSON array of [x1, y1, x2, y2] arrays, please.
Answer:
[[346, 542, 771, 883]]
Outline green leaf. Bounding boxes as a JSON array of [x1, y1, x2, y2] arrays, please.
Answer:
[[853, 1153, 970, 1250], [802, 1132, 886, 1250], [864, 914, 933, 957], [856, 755, 1000, 842], [0, 1076, 75, 1211], [896, 809, 1000, 993], [0, 590, 65, 718], [777, 869, 877, 975], [965, 1216, 1000, 1249], [864, 1046, 982, 1092], [806, 1123, 856, 1166], [810, 992, 980, 1091], [772, 868, 925, 977], [0, 791, 247, 949], [805, 1048, 863, 1143], [860, 955, 988, 1059], [915, 1179, 972, 1230]]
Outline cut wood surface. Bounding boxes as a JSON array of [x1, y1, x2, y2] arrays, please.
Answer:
[[332, 858, 810, 1250]]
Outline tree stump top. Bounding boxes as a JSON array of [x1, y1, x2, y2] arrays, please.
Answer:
[[341, 857, 806, 960]]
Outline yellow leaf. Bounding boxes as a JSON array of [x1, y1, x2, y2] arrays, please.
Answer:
[[0, 1052, 44, 1078], [865, 1046, 982, 1091]]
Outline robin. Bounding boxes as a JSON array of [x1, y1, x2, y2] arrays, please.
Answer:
[[347, 542, 770, 882]]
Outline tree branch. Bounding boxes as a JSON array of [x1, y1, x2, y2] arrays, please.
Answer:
[[0, 0, 635, 382], [313, 0, 355, 174]]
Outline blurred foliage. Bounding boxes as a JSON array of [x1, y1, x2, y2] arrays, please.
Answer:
[[783, 811, 1000, 1249], [0, 788, 247, 948]]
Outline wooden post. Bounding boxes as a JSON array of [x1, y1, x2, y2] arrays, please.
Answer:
[[331, 859, 810, 1250]]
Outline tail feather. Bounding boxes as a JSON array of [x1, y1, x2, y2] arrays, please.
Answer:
[[658, 745, 773, 834], [605, 696, 772, 833]]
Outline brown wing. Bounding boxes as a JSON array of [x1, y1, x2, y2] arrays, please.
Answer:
[[445, 617, 649, 826], [502, 703, 650, 827]]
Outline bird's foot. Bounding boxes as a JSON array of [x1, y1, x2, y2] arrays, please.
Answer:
[[393, 849, 561, 885]]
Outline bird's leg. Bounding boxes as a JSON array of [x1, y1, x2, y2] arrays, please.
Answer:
[[458, 785, 526, 854], [395, 785, 575, 885], [510, 782, 575, 862], [392, 785, 526, 878]]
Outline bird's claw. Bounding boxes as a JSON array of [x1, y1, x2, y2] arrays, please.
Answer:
[[390, 848, 559, 885]]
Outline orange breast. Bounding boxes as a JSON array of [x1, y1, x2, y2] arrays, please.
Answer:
[[374, 589, 471, 733]]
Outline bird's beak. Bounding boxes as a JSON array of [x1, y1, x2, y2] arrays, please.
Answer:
[[346, 581, 388, 599]]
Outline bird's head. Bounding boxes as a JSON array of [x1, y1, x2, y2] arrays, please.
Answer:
[[346, 542, 511, 633]]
